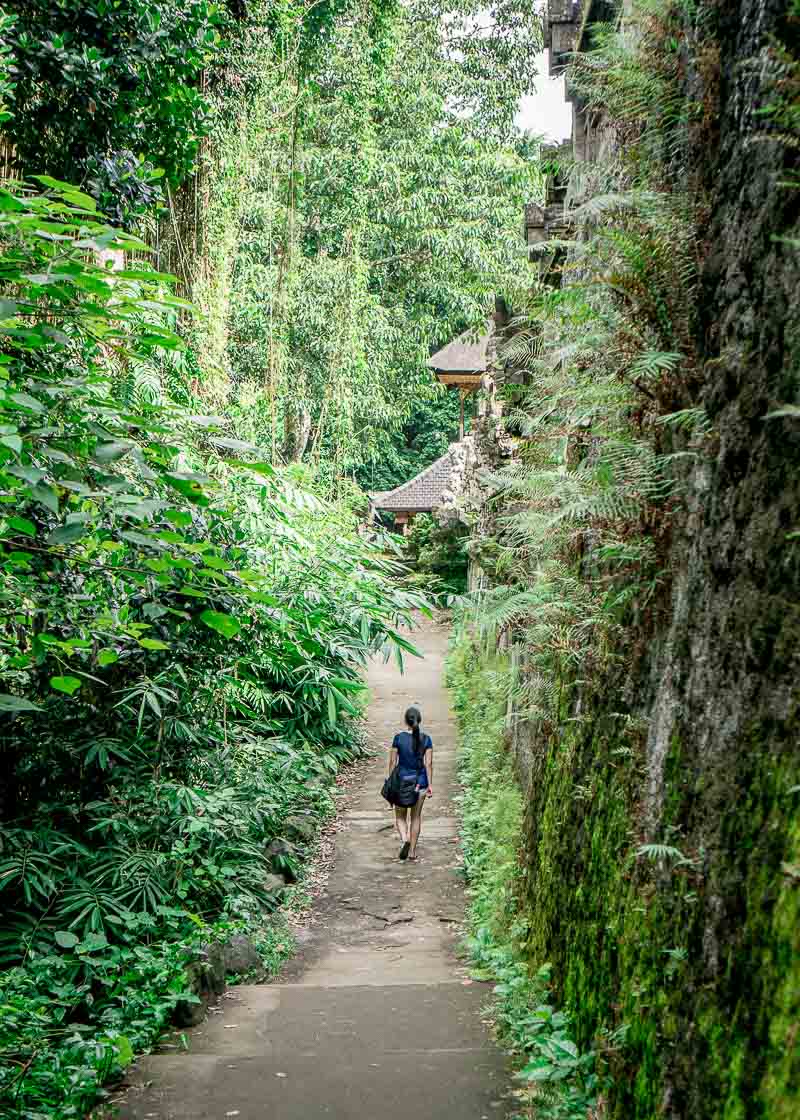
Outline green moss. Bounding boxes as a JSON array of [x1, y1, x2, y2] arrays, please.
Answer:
[[757, 815, 800, 1117], [449, 624, 799, 1119]]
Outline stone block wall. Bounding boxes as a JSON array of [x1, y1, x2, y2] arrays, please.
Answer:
[[465, 2, 800, 1115]]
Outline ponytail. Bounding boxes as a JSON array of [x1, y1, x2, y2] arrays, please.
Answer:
[[405, 705, 423, 762]]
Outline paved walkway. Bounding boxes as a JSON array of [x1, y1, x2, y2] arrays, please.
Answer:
[[118, 619, 510, 1119]]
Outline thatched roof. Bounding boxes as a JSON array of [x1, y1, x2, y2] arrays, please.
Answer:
[[427, 323, 492, 374]]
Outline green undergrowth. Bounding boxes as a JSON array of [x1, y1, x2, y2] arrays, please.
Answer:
[[446, 635, 610, 1120], [516, 691, 800, 1120], [0, 170, 426, 1118], [0, 741, 351, 1119], [450, 0, 800, 1114], [448, 623, 799, 1120]]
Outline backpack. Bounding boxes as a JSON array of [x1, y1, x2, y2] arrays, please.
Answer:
[[381, 765, 419, 808]]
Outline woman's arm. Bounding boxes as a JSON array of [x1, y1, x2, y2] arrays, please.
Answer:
[[424, 746, 433, 797], [389, 746, 398, 776]]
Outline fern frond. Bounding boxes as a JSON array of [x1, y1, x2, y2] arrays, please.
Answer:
[[628, 350, 683, 383], [655, 407, 712, 434]]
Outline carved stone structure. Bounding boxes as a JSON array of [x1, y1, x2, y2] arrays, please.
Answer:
[[470, 3, 800, 1115], [426, 322, 492, 438], [544, 1, 620, 162], [524, 139, 573, 282], [371, 310, 509, 530]]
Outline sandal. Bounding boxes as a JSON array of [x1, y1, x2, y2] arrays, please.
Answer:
[[399, 841, 410, 861]]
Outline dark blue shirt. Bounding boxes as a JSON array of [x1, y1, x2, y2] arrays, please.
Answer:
[[392, 730, 432, 789]]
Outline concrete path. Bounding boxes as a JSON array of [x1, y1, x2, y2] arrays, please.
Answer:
[[118, 618, 510, 1119]]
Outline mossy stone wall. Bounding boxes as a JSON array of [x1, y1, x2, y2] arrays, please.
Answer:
[[504, 2, 800, 1116]]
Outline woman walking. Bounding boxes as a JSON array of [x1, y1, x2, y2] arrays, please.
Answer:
[[389, 705, 433, 861]]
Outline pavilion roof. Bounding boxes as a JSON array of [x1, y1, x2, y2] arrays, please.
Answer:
[[370, 449, 456, 513], [427, 322, 492, 374]]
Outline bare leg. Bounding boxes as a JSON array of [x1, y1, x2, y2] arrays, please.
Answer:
[[409, 795, 426, 858], [394, 807, 409, 843]]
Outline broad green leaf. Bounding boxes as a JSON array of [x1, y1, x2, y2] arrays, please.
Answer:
[[50, 675, 83, 695], [145, 692, 162, 717], [329, 677, 366, 693], [7, 516, 36, 537], [121, 530, 165, 550], [0, 694, 42, 713], [199, 610, 241, 639], [47, 522, 88, 545], [138, 638, 170, 650], [113, 1035, 135, 1068], [138, 331, 185, 351], [97, 650, 119, 667], [226, 460, 277, 478], [116, 268, 178, 282], [94, 441, 133, 462], [32, 176, 98, 210], [8, 391, 45, 413], [210, 437, 263, 454], [78, 931, 109, 952], [32, 482, 59, 514], [165, 474, 211, 505], [7, 465, 45, 485], [0, 189, 25, 212], [55, 930, 80, 949]]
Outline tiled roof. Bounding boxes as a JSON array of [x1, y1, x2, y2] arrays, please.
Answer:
[[370, 449, 456, 513], [427, 323, 492, 373]]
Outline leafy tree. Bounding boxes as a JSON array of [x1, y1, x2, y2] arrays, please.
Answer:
[[203, 0, 539, 474], [404, 512, 471, 594], [2, 0, 223, 217], [0, 1, 540, 1111], [356, 390, 475, 492]]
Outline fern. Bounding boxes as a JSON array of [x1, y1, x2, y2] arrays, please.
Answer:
[[656, 406, 712, 434], [628, 350, 683, 383], [636, 843, 686, 863]]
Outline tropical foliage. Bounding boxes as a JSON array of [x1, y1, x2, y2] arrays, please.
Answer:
[[191, 0, 540, 477], [468, 23, 702, 737], [451, 3, 800, 1119], [0, 0, 543, 1113], [0, 180, 425, 1117], [2, 0, 223, 220], [446, 640, 609, 1119]]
